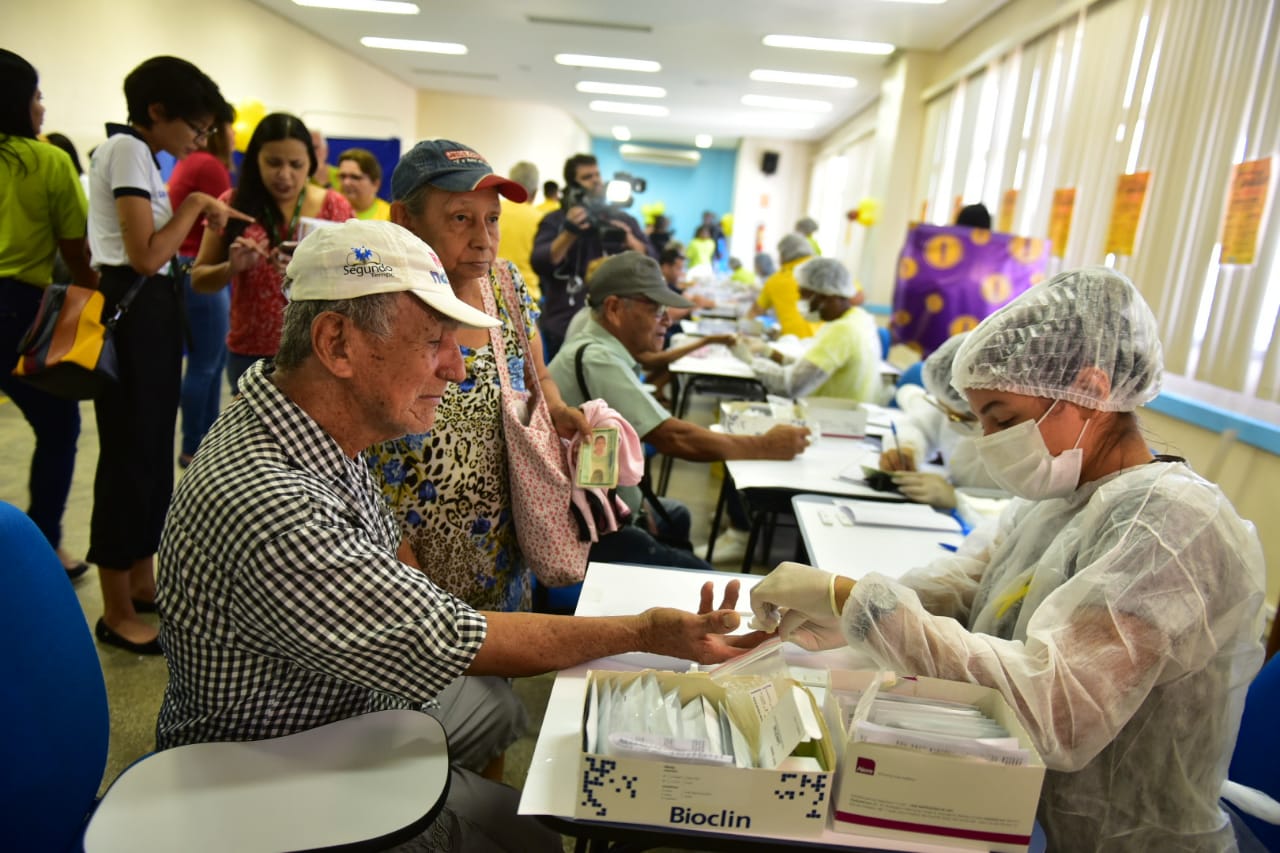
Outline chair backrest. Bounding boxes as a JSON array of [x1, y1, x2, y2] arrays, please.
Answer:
[[877, 325, 891, 359], [1228, 653, 1280, 850], [0, 501, 110, 852]]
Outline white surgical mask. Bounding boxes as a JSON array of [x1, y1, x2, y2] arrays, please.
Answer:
[[974, 400, 1089, 501]]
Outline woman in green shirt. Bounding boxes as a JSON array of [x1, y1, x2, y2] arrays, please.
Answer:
[[0, 49, 97, 578]]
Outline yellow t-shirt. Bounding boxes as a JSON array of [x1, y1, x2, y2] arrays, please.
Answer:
[[803, 306, 881, 402], [535, 198, 560, 214], [0, 139, 87, 286], [686, 237, 716, 269], [498, 198, 545, 302], [355, 197, 391, 221], [756, 258, 815, 338]]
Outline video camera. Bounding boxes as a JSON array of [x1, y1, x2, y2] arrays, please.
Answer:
[[563, 171, 647, 250]]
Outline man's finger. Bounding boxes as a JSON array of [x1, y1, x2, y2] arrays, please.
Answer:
[[716, 579, 741, 612], [698, 581, 714, 615]]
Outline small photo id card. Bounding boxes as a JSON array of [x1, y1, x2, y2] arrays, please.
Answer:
[[577, 427, 619, 489]]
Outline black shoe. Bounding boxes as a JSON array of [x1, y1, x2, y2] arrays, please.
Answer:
[[132, 597, 158, 614], [94, 617, 163, 655], [64, 561, 90, 581]]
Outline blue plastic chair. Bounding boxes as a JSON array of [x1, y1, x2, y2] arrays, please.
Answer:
[[1, 501, 110, 852], [1225, 653, 1280, 850], [877, 325, 891, 358]]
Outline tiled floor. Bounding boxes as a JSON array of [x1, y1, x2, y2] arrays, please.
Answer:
[[0, 381, 777, 809]]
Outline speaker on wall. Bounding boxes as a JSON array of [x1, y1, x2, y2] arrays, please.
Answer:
[[761, 150, 780, 175]]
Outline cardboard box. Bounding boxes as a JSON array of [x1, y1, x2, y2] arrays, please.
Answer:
[[826, 671, 1045, 852], [575, 669, 835, 838]]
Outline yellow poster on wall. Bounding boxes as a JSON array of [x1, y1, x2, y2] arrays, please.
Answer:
[[997, 189, 1018, 233], [1048, 189, 1077, 257], [1220, 158, 1271, 265], [1104, 171, 1151, 255]]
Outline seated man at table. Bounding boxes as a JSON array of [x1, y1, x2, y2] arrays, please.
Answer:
[[154, 221, 752, 853], [748, 233, 815, 338], [745, 257, 881, 403], [548, 251, 810, 565]]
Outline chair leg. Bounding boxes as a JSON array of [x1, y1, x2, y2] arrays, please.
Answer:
[[705, 478, 729, 563]]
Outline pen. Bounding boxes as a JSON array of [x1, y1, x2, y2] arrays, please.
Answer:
[[890, 421, 903, 459], [938, 542, 959, 552]]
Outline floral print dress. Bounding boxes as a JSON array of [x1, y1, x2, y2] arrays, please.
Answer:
[[368, 261, 538, 611]]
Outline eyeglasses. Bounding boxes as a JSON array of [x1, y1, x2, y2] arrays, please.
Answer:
[[622, 295, 669, 320], [923, 394, 977, 424], [183, 118, 213, 142]]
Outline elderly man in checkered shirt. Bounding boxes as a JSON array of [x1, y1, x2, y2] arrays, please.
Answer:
[[155, 220, 754, 852]]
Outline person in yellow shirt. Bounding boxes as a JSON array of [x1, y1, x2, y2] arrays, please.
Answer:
[[535, 179, 559, 214], [497, 161, 544, 302], [337, 148, 390, 221], [750, 233, 815, 337]]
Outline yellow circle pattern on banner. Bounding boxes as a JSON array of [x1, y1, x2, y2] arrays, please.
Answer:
[[981, 273, 1012, 304], [899, 256, 918, 280], [1010, 237, 1044, 263], [894, 309, 912, 327], [950, 315, 981, 335], [924, 234, 965, 269], [925, 293, 945, 313], [970, 228, 992, 245], [1031, 271, 1047, 285]]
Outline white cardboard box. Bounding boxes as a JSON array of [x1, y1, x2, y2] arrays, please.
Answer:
[[575, 669, 836, 838], [800, 397, 869, 438], [826, 671, 1045, 852]]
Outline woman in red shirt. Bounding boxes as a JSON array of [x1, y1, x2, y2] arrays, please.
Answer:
[[191, 113, 351, 390], [168, 102, 234, 466]]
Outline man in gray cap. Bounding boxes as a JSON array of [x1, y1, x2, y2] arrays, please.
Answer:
[[156, 221, 754, 852], [549, 252, 811, 566]]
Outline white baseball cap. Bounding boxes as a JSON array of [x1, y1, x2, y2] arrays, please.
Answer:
[[284, 219, 499, 329]]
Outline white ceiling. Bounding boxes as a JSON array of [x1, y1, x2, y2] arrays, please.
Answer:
[[250, 0, 1008, 147]]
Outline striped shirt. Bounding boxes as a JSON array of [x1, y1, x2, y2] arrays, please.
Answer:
[[156, 360, 487, 748]]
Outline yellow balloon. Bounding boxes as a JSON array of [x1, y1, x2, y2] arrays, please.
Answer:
[[232, 98, 267, 153], [856, 197, 882, 228], [720, 213, 734, 237]]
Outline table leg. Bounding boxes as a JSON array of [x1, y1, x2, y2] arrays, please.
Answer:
[[705, 476, 730, 562]]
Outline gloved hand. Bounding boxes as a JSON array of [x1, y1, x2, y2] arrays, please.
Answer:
[[891, 472, 958, 509], [749, 561, 841, 633], [879, 447, 916, 471]]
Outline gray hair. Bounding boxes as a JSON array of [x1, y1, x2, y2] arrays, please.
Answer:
[[508, 161, 539, 197], [276, 291, 401, 370], [398, 181, 434, 219]]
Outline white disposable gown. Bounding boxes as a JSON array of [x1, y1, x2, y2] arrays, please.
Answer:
[[839, 459, 1266, 851]]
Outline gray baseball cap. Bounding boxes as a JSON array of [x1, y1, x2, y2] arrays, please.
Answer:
[[587, 252, 695, 309]]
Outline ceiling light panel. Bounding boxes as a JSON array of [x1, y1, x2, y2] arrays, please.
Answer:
[[694, 134, 712, 149], [576, 81, 666, 98], [555, 54, 661, 73], [762, 34, 894, 55], [294, 0, 418, 12], [612, 126, 632, 141], [750, 69, 857, 89], [361, 36, 466, 54], [589, 100, 669, 117], [741, 93, 833, 112]]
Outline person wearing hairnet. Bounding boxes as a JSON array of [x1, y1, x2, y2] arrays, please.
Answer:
[[751, 267, 1266, 850], [880, 332, 1009, 527], [744, 257, 881, 402]]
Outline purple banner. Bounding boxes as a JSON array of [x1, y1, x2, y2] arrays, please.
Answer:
[[890, 224, 1050, 358]]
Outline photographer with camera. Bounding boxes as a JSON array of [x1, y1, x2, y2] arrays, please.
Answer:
[[532, 153, 656, 361]]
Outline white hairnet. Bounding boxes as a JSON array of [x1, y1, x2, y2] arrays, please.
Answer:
[[777, 233, 813, 264], [796, 257, 856, 297], [922, 332, 970, 413], [951, 267, 1162, 411]]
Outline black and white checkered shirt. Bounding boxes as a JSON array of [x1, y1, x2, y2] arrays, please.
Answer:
[[155, 360, 487, 749]]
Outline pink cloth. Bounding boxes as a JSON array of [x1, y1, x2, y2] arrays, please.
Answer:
[[566, 399, 643, 542]]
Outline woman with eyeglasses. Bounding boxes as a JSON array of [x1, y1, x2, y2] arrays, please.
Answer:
[[751, 268, 1266, 850], [85, 56, 249, 654], [191, 113, 352, 392], [880, 331, 1009, 527]]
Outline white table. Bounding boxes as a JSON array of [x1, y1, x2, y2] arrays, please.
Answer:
[[86, 710, 450, 852], [793, 494, 964, 578], [516, 562, 985, 852]]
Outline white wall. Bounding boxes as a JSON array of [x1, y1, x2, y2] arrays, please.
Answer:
[[728, 138, 815, 266], [415, 90, 591, 200], [13, 0, 418, 159]]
